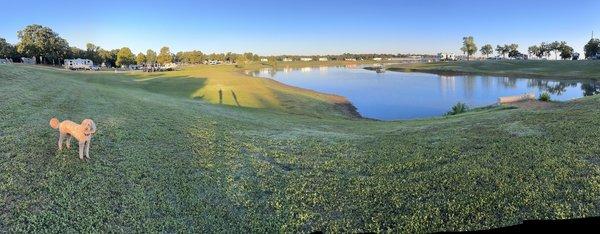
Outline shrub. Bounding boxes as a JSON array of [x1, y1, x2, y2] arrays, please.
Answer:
[[446, 102, 469, 116], [539, 92, 551, 102]]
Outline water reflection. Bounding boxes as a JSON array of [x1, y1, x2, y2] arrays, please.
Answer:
[[248, 67, 600, 119], [527, 80, 578, 95], [581, 80, 600, 96]]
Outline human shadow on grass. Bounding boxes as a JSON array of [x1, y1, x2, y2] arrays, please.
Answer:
[[231, 90, 241, 107], [219, 89, 223, 104]]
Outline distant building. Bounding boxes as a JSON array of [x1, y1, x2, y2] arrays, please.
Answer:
[[437, 53, 456, 61], [206, 60, 222, 65], [260, 58, 268, 62], [344, 58, 357, 61], [21, 57, 36, 64], [162, 63, 178, 70], [128, 64, 140, 70], [373, 57, 382, 61], [282, 58, 293, 62], [385, 56, 423, 63], [64, 58, 93, 69], [318, 57, 328, 61], [300, 57, 313, 61]]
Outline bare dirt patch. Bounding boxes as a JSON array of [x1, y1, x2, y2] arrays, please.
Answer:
[[502, 100, 556, 110]]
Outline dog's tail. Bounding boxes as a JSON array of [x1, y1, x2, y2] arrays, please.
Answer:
[[49, 117, 60, 129]]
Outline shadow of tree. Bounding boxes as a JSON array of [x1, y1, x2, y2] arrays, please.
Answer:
[[75, 73, 208, 99]]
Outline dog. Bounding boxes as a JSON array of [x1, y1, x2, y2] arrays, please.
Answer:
[[49, 117, 96, 160]]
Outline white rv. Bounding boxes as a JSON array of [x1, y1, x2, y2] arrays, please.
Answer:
[[64, 58, 93, 70], [21, 57, 36, 64]]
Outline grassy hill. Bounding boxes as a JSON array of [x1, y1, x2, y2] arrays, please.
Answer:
[[382, 60, 600, 79], [1, 64, 600, 232]]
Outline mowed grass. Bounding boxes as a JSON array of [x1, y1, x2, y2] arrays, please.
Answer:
[[133, 65, 358, 117], [1, 64, 600, 232], [385, 60, 600, 79]]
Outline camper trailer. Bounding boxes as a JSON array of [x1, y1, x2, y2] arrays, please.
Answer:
[[21, 57, 36, 64], [64, 58, 93, 69], [64, 58, 93, 70]]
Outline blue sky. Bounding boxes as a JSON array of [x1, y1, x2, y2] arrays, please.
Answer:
[[1, 0, 599, 55]]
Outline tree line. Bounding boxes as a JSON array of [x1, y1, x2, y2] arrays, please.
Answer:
[[1, 25, 441, 67], [0, 25, 267, 67], [5, 25, 599, 66], [1, 24, 420, 67], [461, 35, 599, 60]]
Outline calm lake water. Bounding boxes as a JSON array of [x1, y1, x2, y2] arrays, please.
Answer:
[[248, 66, 600, 120]]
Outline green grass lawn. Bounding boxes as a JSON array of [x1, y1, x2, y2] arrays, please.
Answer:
[[383, 60, 600, 79], [1, 63, 600, 232]]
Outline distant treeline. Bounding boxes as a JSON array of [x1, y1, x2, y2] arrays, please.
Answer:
[[462, 35, 600, 60], [0, 24, 434, 67]]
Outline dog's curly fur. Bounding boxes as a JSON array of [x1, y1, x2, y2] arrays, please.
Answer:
[[50, 117, 96, 160]]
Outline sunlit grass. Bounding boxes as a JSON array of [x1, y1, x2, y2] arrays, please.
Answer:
[[129, 65, 356, 117]]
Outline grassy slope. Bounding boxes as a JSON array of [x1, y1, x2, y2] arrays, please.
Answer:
[[1, 64, 600, 232], [136, 65, 359, 117], [384, 60, 600, 79], [63, 64, 358, 118]]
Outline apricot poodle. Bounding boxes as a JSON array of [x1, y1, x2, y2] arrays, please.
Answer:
[[50, 117, 96, 160]]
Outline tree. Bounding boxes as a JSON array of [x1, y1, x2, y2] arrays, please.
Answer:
[[539, 42, 551, 58], [495, 45, 509, 58], [84, 43, 101, 64], [0, 37, 16, 58], [235, 54, 247, 64], [16, 24, 70, 64], [559, 42, 574, 60], [460, 36, 477, 60], [70, 47, 85, 59], [146, 49, 157, 65], [98, 48, 117, 67], [480, 44, 493, 57], [157, 46, 172, 65], [528, 45, 540, 58], [549, 41, 561, 60], [176, 50, 204, 64], [115, 47, 135, 67], [135, 52, 146, 65], [508, 49, 521, 58], [224, 52, 236, 63], [584, 38, 600, 59]]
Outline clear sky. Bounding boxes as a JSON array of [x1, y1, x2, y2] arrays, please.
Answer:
[[1, 0, 599, 55]]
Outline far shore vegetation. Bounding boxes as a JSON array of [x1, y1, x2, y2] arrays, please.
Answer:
[[378, 60, 600, 80]]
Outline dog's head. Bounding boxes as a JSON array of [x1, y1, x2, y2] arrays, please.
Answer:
[[81, 119, 96, 136]]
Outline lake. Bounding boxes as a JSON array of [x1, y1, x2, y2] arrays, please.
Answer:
[[248, 66, 600, 120]]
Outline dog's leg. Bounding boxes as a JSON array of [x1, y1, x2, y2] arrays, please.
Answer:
[[85, 140, 91, 159], [66, 136, 72, 149], [58, 133, 65, 150], [78, 141, 85, 160]]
